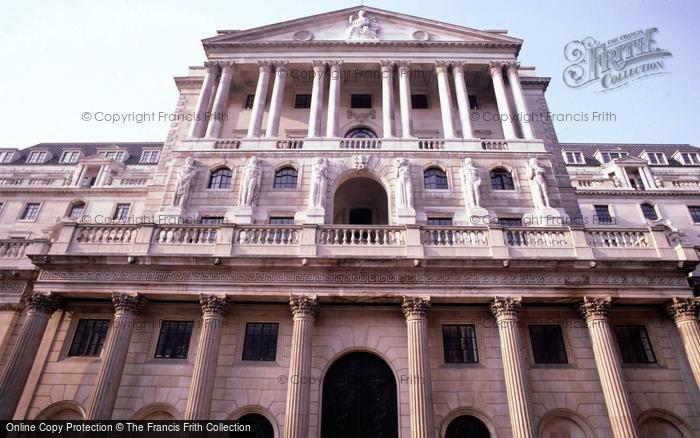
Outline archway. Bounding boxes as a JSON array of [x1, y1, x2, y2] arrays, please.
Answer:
[[237, 413, 275, 438], [35, 401, 85, 421], [333, 177, 389, 225], [445, 415, 490, 438], [321, 351, 398, 438], [345, 126, 378, 138]]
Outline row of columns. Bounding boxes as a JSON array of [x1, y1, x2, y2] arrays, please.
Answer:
[[1, 293, 698, 437], [188, 59, 535, 141]]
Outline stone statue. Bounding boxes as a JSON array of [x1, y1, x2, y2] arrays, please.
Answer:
[[308, 157, 328, 209], [611, 174, 622, 188], [345, 10, 380, 40], [653, 175, 664, 189], [461, 158, 482, 208], [394, 158, 413, 209], [173, 157, 197, 207], [525, 158, 550, 210], [238, 156, 262, 207]]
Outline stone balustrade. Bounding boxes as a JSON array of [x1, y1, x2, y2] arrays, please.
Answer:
[[421, 227, 489, 247], [505, 229, 569, 248], [339, 139, 382, 149], [234, 225, 300, 245], [154, 226, 218, 245], [0, 240, 32, 258], [417, 140, 445, 150], [585, 230, 650, 248], [74, 225, 139, 244], [0, 238, 50, 270], [317, 225, 405, 246]]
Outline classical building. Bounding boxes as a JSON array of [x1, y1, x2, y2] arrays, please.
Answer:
[[0, 6, 699, 438]]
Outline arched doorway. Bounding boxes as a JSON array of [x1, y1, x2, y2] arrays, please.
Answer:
[[321, 352, 398, 438], [237, 413, 274, 438], [333, 177, 388, 225], [445, 415, 490, 438]]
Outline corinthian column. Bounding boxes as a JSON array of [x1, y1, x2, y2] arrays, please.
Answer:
[[452, 62, 475, 139], [184, 294, 229, 420], [397, 61, 413, 138], [189, 61, 220, 138], [488, 62, 516, 140], [435, 61, 456, 139], [490, 297, 534, 438], [380, 60, 395, 138], [284, 295, 319, 438], [578, 297, 639, 438], [325, 61, 342, 137], [666, 297, 700, 390], [401, 296, 434, 438], [265, 61, 288, 138], [505, 62, 535, 140], [206, 61, 235, 138], [307, 61, 326, 138], [86, 293, 146, 420], [247, 61, 272, 138], [0, 293, 61, 419]]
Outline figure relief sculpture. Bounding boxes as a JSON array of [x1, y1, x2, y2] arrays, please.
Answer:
[[238, 156, 262, 207], [173, 157, 197, 207], [345, 10, 380, 40], [394, 158, 414, 209], [526, 158, 551, 210], [308, 157, 328, 209], [461, 158, 482, 208]]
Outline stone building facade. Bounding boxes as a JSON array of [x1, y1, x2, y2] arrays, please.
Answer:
[[0, 6, 699, 438]]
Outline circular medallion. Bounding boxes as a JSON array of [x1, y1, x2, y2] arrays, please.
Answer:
[[412, 30, 430, 41], [293, 30, 313, 41]]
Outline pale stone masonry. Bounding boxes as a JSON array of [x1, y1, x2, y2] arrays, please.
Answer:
[[0, 5, 699, 438]]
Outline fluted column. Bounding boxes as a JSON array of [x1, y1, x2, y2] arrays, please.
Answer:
[[284, 295, 319, 438], [452, 62, 475, 139], [402, 297, 434, 438], [488, 61, 516, 140], [86, 293, 146, 420], [579, 297, 639, 438], [265, 61, 288, 138], [667, 298, 700, 390], [307, 61, 326, 138], [189, 61, 220, 138], [435, 61, 456, 139], [184, 295, 229, 420], [505, 62, 535, 140], [490, 298, 534, 438], [247, 61, 272, 138], [397, 61, 413, 138], [0, 293, 61, 419], [206, 61, 235, 138], [380, 60, 395, 138], [325, 61, 342, 137]]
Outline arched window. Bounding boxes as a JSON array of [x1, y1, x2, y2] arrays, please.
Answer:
[[424, 167, 448, 190], [490, 168, 514, 190], [237, 413, 274, 438], [345, 127, 378, 138], [68, 202, 86, 220], [273, 166, 298, 189], [641, 203, 658, 220], [446, 415, 491, 438], [208, 167, 232, 189]]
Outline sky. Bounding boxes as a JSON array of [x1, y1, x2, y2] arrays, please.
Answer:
[[0, 0, 698, 148]]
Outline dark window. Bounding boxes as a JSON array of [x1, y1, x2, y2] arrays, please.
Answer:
[[529, 325, 568, 364], [349, 208, 372, 225], [113, 203, 130, 220], [442, 324, 478, 363], [294, 94, 312, 109], [411, 94, 428, 109], [689, 206, 700, 223], [68, 202, 85, 220], [200, 216, 224, 225], [273, 167, 298, 189], [155, 320, 193, 359], [242, 323, 279, 361], [641, 203, 658, 221], [614, 325, 656, 364], [498, 217, 523, 227], [468, 94, 479, 110], [594, 205, 613, 224], [350, 94, 372, 109], [269, 217, 294, 225], [427, 217, 453, 226], [424, 167, 448, 190], [237, 414, 274, 438], [490, 168, 514, 190], [68, 319, 110, 357], [345, 127, 378, 138], [208, 167, 232, 189], [244, 94, 255, 109], [20, 203, 40, 221]]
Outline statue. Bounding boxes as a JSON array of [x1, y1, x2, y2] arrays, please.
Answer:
[[308, 157, 328, 209], [653, 175, 664, 189], [394, 158, 413, 209], [173, 157, 197, 207], [611, 174, 622, 188], [345, 10, 380, 40], [238, 156, 262, 207], [461, 158, 482, 208], [525, 158, 551, 210]]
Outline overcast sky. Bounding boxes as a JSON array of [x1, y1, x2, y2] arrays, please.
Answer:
[[1, 0, 697, 148]]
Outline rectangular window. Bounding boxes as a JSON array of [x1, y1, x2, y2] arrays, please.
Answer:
[[688, 206, 700, 223], [563, 151, 585, 165], [427, 217, 453, 226], [113, 203, 130, 220], [26, 151, 47, 164], [594, 205, 613, 224], [99, 151, 125, 161], [411, 94, 429, 109], [200, 216, 225, 225], [680, 152, 700, 165], [529, 325, 568, 364], [20, 203, 40, 221], [600, 151, 627, 164], [294, 94, 312, 109], [646, 152, 667, 165], [242, 323, 279, 361], [442, 324, 478, 364], [269, 217, 294, 225], [468, 95, 479, 110], [68, 319, 110, 357], [154, 320, 194, 359], [350, 94, 372, 109], [613, 325, 656, 364], [0, 151, 13, 163], [60, 151, 80, 164], [244, 94, 256, 109], [140, 150, 160, 164]]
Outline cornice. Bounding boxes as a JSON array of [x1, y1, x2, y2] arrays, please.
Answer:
[[576, 189, 700, 197], [205, 40, 521, 51]]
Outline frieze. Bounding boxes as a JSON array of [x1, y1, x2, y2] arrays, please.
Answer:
[[0, 281, 26, 297]]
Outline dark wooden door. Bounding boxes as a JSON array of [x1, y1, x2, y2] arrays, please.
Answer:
[[321, 352, 398, 438], [445, 415, 490, 438], [349, 208, 373, 225]]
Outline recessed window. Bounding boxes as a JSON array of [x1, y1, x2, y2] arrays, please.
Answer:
[[242, 323, 279, 361], [490, 168, 514, 190], [645, 152, 667, 165], [113, 203, 130, 220], [273, 167, 298, 189], [350, 94, 372, 109], [154, 320, 193, 359], [200, 216, 225, 225], [26, 151, 47, 164], [529, 325, 568, 364], [563, 151, 585, 165], [68, 319, 110, 357], [427, 217, 453, 226], [468, 95, 479, 110], [688, 206, 700, 223], [424, 167, 448, 190], [140, 150, 160, 164], [442, 324, 478, 364], [679, 152, 700, 166], [68, 202, 86, 220], [0, 151, 14, 163], [613, 325, 656, 364], [244, 94, 256, 109], [269, 217, 294, 225], [294, 94, 312, 109], [19, 203, 40, 221], [599, 151, 628, 164], [594, 204, 613, 224], [208, 167, 232, 189], [640, 203, 658, 221], [60, 151, 80, 164], [411, 94, 428, 109]]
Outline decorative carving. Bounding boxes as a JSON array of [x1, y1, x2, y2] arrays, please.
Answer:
[[112, 292, 146, 315], [578, 296, 611, 322], [203, 61, 220, 75], [352, 154, 369, 172], [525, 158, 551, 210], [461, 158, 482, 208], [238, 156, 262, 207], [292, 30, 313, 41], [173, 157, 197, 207], [308, 157, 328, 209], [401, 296, 431, 319], [412, 30, 430, 41], [611, 174, 622, 188], [490, 297, 521, 319], [199, 294, 229, 316], [345, 10, 380, 41], [289, 295, 319, 318], [25, 292, 62, 315], [394, 158, 414, 209], [434, 60, 451, 73], [346, 109, 376, 123], [311, 60, 327, 71], [218, 60, 235, 74], [379, 60, 395, 71], [272, 60, 289, 71], [488, 61, 505, 76], [505, 61, 521, 74], [653, 175, 664, 188], [666, 297, 699, 321]]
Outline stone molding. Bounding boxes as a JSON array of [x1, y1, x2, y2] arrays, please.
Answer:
[[401, 296, 431, 319], [490, 297, 521, 320], [199, 294, 229, 317], [578, 296, 611, 322], [25, 292, 62, 315], [112, 292, 146, 315], [289, 295, 319, 318]]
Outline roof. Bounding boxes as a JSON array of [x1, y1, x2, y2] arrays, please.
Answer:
[[559, 143, 700, 167], [0, 142, 163, 166]]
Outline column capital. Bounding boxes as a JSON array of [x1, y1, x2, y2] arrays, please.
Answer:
[[112, 292, 146, 316], [402, 296, 431, 320], [452, 61, 467, 71], [311, 60, 327, 71], [505, 61, 521, 74], [257, 60, 273, 72], [396, 60, 411, 70], [218, 60, 236, 73], [290, 295, 319, 318], [490, 297, 521, 320], [380, 60, 395, 70], [203, 61, 220, 74], [327, 60, 343, 69], [25, 292, 62, 315], [666, 297, 699, 322], [578, 296, 611, 323], [434, 60, 452, 73], [272, 60, 289, 70], [488, 61, 505, 76], [200, 294, 229, 317]]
